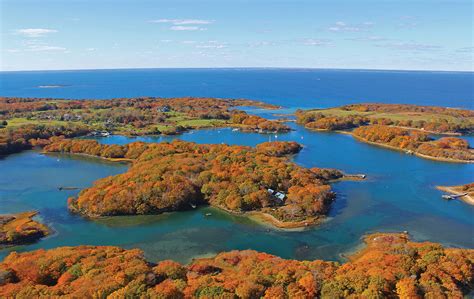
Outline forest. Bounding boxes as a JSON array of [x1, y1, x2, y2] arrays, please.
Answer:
[[1, 233, 472, 298], [0, 96, 290, 156], [295, 103, 474, 162], [0, 124, 89, 156], [353, 125, 474, 162], [296, 103, 474, 134], [0, 211, 49, 246], [44, 139, 349, 226]]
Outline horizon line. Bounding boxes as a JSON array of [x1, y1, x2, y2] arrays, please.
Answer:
[[1, 66, 473, 74]]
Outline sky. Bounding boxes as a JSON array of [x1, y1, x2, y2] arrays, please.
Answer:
[[0, 0, 472, 72]]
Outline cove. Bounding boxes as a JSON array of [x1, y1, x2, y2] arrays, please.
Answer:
[[1, 123, 473, 263]]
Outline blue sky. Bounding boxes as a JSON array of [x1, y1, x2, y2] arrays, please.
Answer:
[[1, 0, 472, 71]]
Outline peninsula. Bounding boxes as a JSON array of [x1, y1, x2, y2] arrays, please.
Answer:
[[1, 233, 472, 297], [0, 97, 290, 156], [44, 139, 360, 228], [296, 103, 474, 163], [0, 211, 49, 247], [436, 183, 474, 205]]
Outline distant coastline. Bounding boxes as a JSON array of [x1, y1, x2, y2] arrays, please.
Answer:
[[1, 67, 473, 74], [38, 84, 68, 88]]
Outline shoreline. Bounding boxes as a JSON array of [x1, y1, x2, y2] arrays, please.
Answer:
[[69, 203, 325, 231], [0, 211, 50, 247], [344, 232, 410, 262], [352, 135, 473, 164], [303, 126, 473, 163], [436, 186, 474, 206], [241, 210, 322, 230]]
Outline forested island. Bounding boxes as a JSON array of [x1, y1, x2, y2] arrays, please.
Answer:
[[0, 212, 49, 246], [437, 183, 474, 205], [296, 103, 474, 163], [43, 139, 358, 228], [0, 97, 290, 156], [1, 232, 472, 297]]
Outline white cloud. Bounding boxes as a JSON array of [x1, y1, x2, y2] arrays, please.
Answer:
[[86, 48, 96, 51], [183, 41, 227, 49], [16, 28, 58, 37], [347, 36, 387, 42], [11, 39, 67, 52], [149, 19, 212, 25], [150, 19, 212, 31], [170, 26, 206, 31], [247, 41, 277, 47], [27, 45, 66, 52], [196, 44, 226, 49], [328, 21, 374, 32], [376, 42, 442, 51], [303, 39, 333, 46]]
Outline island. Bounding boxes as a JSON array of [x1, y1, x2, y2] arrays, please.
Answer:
[[0, 96, 290, 156], [296, 103, 474, 163], [1, 232, 472, 297], [43, 139, 360, 228], [437, 183, 474, 205], [0, 211, 49, 246]]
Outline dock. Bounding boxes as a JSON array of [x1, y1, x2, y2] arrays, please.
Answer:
[[442, 193, 468, 200]]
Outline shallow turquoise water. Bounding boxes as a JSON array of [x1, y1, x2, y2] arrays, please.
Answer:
[[1, 123, 473, 263]]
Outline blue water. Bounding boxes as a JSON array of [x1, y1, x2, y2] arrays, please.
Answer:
[[0, 69, 473, 263], [1, 68, 473, 109]]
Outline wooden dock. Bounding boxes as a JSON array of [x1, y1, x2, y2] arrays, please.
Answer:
[[442, 193, 468, 200]]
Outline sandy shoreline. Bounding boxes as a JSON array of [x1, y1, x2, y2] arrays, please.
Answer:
[[245, 211, 322, 230], [302, 125, 472, 163], [436, 186, 474, 206], [351, 133, 473, 164]]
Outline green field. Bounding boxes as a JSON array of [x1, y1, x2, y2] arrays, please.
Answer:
[[305, 107, 468, 125], [5, 118, 69, 128]]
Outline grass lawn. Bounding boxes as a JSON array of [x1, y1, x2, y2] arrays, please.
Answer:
[[6, 118, 69, 128], [307, 108, 467, 125]]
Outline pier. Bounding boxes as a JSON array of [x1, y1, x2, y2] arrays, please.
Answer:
[[441, 193, 468, 200]]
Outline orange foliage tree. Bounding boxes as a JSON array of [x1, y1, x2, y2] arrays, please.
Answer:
[[1, 233, 472, 298], [44, 139, 341, 223]]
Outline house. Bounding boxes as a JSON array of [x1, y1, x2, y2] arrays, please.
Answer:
[[267, 188, 286, 204], [89, 131, 110, 137], [157, 105, 171, 113], [275, 192, 286, 202]]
